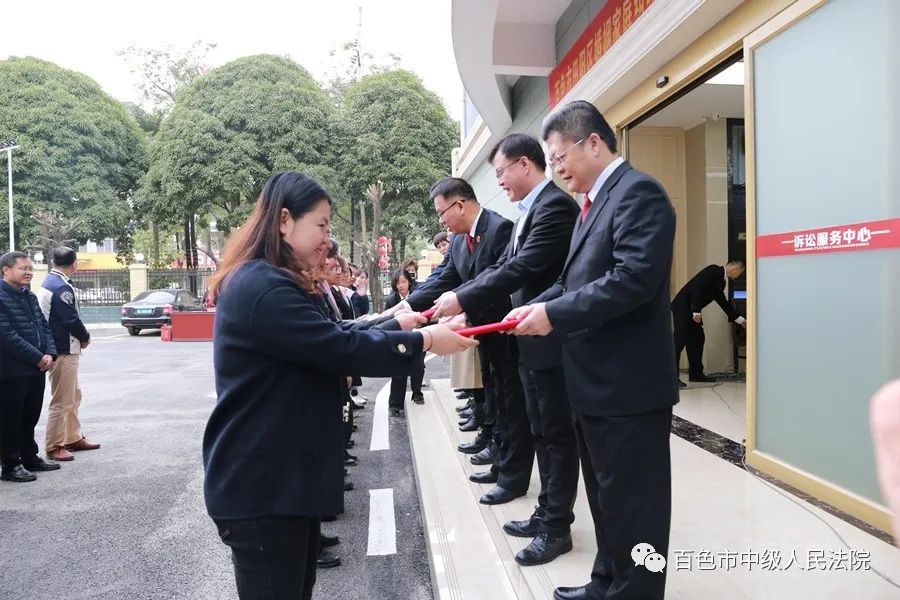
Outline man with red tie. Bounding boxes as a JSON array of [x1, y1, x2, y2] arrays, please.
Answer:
[[406, 178, 531, 506], [509, 100, 678, 600]]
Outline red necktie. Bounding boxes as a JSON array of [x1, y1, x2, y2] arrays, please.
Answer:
[[581, 194, 592, 223], [466, 234, 475, 252]]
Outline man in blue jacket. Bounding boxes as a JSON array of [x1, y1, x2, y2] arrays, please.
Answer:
[[38, 247, 99, 462], [0, 251, 60, 482]]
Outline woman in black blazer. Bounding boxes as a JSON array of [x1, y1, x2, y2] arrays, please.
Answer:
[[385, 269, 426, 416], [203, 172, 476, 600]]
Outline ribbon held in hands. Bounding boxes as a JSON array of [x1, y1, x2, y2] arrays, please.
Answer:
[[456, 318, 524, 337], [420, 307, 438, 320]]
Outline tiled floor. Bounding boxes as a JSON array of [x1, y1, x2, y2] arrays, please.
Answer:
[[675, 381, 747, 444], [408, 379, 900, 600]]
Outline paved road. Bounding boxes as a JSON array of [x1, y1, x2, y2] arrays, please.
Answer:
[[0, 327, 438, 600]]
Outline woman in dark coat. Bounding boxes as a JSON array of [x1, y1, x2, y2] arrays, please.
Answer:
[[203, 172, 476, 600], [384, 269, 427, 416]]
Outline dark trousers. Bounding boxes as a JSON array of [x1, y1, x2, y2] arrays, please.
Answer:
[[673, 315, 705, 379], [480, 333, 532, 493], [520, 364, 579, 535], [214, 516, 321, 600], [388, 352, 425, 409], [1, 375, 45, 469], [573, 408, 672, 600]]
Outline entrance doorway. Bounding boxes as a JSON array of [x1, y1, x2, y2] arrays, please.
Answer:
[[624, 54, 748, 443]]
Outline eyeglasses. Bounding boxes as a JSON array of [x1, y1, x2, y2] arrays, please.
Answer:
[[437, 199, 462, 220], [548, 138, 585, 169], [12, 266, 34, 273], [494, 157, 522, 179]]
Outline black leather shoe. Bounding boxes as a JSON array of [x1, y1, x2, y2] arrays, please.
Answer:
[[320, 533, 340, 548], [503, 507, 544, 538], [458, 429, 490, 454], [458, 407, 473, 419], [516, 532, 573, 566], [344, 479, 354, 491], [480, 485, 525, 505], [22, 457, 60, 472], [469, 470, 498, 484], [411, 392, 425, 405], [316, 549, 341, 569], [470, 441, 498, 466], [1, 465, 37, 482], [678, 379, 687, 388], [455, 391, 473, 401], [689, 374, 717, 383], [346, 440, 355, 448], [553, 585, 590, 600], [455, 399, 473, 412], [344, 456, 358, 467], [389, 408, 405, 418], [459, 416, 480, 432]]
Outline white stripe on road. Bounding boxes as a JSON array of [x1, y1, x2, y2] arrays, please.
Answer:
[[369, 382, 392, 451], [366, 488, 397, 556]]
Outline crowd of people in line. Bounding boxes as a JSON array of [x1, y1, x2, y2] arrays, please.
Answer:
[[202, 100, 691, 600], [0, 98, 762, 600]]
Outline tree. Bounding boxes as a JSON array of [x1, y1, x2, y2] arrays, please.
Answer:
[[119, 42, 215, 264], [117, 41, 216, 122], [0, 57, 148, 254], [138, 54, 336, 266], [336, 69, 457, 307]]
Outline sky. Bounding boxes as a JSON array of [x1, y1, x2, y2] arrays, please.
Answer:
[[0, 0, 464, 121]]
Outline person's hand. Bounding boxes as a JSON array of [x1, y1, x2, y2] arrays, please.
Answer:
[[512, 303, 553, 336], [739, 320, 747, 329], [346, 376, 353, 389], [433, 292, 463, 319], [505, 305, 534, 322], [37, 355, 54, 372], [420, 322, 478, 356], [384, 300, 411, 317], [438, 313, 468, 326], [81, 338, 90, 349], [692, 313, 703, 324], [396, 311, 427, 331]]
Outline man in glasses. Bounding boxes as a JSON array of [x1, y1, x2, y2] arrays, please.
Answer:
[[406, 178, 529, 506], [509, 101, 678, 600], [431, 133, 581, 566], [0, 251, 61, 482]]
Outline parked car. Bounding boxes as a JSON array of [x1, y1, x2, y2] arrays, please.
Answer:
[[121, 289, 204, 336]]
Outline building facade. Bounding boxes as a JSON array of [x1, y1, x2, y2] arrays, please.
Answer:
[[451, 0, 899, 535]]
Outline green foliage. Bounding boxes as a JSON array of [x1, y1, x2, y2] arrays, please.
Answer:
[[0, 57, 148, 251], [337, 69, 458, 244], [138, 54, 336, 233]]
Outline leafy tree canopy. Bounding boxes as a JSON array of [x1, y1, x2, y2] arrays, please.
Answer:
[[0, 57, 148, 252]]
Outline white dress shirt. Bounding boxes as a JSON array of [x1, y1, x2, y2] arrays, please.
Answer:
[[514, 179, 551, 251]]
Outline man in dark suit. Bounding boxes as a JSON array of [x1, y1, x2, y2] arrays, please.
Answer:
[[671, 261, 746, 386], [509, 101, 677, 600], [407, 177, 528, 506], [433, 133, 580, 566]]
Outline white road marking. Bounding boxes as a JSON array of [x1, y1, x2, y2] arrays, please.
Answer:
[[366, 488, 397, 556], [369, 381, 392, 451]]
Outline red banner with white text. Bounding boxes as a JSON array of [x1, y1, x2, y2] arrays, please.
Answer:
[[756, 218, 900, 258], [549, 0, 655, 107]]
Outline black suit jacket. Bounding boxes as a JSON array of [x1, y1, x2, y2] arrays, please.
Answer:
[[671, 265, 739, 324], [535, 161, 678, 417], [455, 181, 579, 370], [407, 208, 514, 326]]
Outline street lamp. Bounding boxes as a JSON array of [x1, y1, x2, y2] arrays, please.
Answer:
[[1, 139, 20, 252]]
